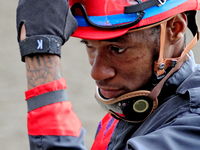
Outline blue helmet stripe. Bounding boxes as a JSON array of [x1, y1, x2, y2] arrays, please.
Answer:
[[75, 0, 187, 27]]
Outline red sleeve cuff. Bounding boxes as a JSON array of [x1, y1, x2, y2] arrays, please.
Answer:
[[28, 101, 82, 137], [25, 78, 67, 100]]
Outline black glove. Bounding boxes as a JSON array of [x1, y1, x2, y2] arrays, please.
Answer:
[[16, 0, 77, 61]]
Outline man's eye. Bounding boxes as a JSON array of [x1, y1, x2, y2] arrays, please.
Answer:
[[80, 40, 93, 48], [110, 46, 126, 54]]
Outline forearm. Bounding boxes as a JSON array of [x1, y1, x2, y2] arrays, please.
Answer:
[[25, 54, 61, 90], [24, 54, 87, 149], [21, 21, 63, 90]]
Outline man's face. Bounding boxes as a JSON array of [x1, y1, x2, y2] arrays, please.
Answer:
[[82, 28, 159, 99]]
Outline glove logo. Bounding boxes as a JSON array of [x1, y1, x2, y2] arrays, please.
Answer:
[[37, 39, 43, 50]]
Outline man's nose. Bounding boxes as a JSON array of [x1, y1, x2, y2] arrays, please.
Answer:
[[90, 53, 115, 81]]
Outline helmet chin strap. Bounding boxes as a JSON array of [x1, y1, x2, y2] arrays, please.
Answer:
[[150, 18, 199, 100], [154, 21, 198, 78], [95, 19, 199, 123]]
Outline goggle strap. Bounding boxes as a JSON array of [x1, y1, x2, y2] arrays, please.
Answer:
[[125, 0, 166, 14], [71, 3, 145, 29]]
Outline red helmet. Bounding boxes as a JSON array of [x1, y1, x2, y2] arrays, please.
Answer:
[[69, 0, 200, 40], [69, 0, 200, 123]]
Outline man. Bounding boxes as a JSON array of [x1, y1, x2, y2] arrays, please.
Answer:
[[17, 0, 200, 149]]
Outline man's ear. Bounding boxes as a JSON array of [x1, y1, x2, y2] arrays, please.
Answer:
[[166, 13, 187, 43]]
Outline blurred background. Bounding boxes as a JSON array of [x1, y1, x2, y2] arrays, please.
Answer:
[[0, 1, 200, 149]]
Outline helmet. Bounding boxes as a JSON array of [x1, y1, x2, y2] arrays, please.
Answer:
[[69, 0, 200, 40], [69, 0, 200, 123]]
